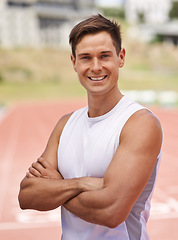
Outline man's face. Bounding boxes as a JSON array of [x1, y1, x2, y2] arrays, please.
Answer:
[[71, 31, 125, 97]]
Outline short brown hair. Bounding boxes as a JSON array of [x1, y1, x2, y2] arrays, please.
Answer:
[[69, 14, 122, 58]]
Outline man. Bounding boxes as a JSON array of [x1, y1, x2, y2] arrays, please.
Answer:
[[18, 14, 162, 239]]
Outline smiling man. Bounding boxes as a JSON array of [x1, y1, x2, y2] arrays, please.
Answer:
[[19, 14, 163, 240]]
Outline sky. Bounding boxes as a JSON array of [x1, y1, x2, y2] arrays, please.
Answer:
[[96, 0, 124, 7]]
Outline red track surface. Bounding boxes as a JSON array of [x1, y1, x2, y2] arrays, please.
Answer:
[[0, 100, 177, 240]]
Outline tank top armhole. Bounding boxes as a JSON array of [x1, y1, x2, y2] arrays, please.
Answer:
[[117, 106, 147, 146], [59, 106, 88, 145]]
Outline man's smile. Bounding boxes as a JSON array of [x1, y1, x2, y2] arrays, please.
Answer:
[[88, 75, 107, 81]]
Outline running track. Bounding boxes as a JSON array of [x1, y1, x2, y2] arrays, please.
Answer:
[[0, 99, 177, 240]]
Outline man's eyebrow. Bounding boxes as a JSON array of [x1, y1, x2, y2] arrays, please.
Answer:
[[78, 53, 90, 57], [101, 51, 112, 54]]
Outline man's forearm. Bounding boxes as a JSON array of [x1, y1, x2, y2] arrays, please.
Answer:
[[63, 187, 114, 227], [19, 177, 84, 211], [19, 156, 104, 212]]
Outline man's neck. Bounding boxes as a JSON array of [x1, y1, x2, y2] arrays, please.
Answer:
[[87, 89, 123, 118]]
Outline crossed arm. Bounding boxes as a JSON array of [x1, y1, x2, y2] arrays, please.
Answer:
[[18, 109, 162, 228]]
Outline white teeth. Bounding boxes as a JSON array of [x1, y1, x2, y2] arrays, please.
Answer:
[[90, 76, 105, 81]]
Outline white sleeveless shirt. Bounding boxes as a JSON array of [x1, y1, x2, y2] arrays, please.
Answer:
[[58, 96, 162, 240]]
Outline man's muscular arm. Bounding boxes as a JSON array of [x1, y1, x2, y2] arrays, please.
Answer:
[[18, 113, 103, 211], [19, 157, 103, 211], [18, 113, 84, 211]]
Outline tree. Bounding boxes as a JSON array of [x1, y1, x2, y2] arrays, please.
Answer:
[[169, 1, 178, 19], [101, 7, 125, 19]]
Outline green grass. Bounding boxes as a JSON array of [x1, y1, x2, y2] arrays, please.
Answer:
[[0, 79, 86, 106], [119, 69, 178, 91]]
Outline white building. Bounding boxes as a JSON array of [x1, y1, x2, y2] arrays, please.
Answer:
[[125, 0, 172, 24], [0, 0, 95, 48]]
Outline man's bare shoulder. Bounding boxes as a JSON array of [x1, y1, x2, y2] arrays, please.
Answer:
[[120, 108, 162, 145], [53, 112, 73, 138], [59, 112, 73, 126], [134, 108, 161, 131], [40, 112, 73, 163]]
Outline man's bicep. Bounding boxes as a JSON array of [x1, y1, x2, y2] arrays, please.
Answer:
[[103, 110, 162, 216], [40, 113, 72, 170]]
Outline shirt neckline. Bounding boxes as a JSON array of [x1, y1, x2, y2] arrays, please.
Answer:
[[86, 95, 126, 122]]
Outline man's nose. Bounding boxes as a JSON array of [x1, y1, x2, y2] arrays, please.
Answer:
[[90, 58, 102, 72]]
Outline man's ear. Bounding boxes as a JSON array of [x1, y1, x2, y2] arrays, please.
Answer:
[[71, 54, 77, 72], [119, 48, 126, 68]]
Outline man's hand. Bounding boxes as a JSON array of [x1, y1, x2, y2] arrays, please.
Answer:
[[27, 157, 63, 180], [27, 157, 103, 192], [78, 177, 104, 192]]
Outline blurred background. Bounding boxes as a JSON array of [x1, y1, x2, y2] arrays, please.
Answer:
[[0, 0, 177, 107], [0, 1, 178, 240]]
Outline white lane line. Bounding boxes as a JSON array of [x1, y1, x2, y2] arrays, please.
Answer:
[[15, 208, 61, 224], [150, 195, 178, 220], [0, 207, 61, 231], [167, 198, 178, 212]]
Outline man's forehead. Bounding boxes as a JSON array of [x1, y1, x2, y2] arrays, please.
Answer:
[[79, 31, 111, 42], [76, 34, 115, 53]]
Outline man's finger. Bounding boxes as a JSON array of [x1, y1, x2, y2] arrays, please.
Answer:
[[31, 161, 44, 173], [37, 157, 53, 169], [28, 166, 42, 177], [26, 172, 35, 178]]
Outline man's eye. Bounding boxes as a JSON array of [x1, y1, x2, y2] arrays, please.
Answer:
[[101, 54, 109, 58], [81, 56, 90, 60]]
